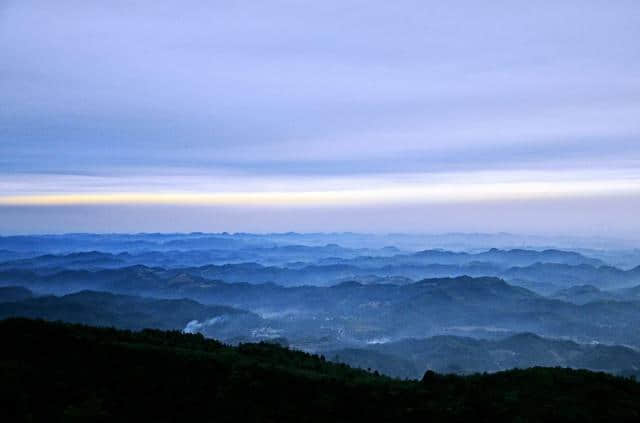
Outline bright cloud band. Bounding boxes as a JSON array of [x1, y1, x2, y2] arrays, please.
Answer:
[[2, 179, 639, 207]]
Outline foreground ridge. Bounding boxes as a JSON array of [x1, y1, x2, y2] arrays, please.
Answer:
[[1, 318, 640, 422]]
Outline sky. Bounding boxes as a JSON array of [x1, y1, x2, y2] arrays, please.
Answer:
[[1, 1, 639, 236]]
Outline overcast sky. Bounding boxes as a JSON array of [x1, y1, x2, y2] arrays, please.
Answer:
[[1, 1, 639, 236]]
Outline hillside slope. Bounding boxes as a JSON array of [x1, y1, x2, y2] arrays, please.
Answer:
[[2, 318, 640, 422]]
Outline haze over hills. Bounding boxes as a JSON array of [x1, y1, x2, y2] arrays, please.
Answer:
[[2, 243, 638, 293], [1, 232, 638, 255], [329, 332, 640, 379], [1, 233, 640, 380], [0, 288, 256, 333]]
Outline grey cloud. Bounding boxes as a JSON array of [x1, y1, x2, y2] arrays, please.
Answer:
[[1, 1, 640, 233]]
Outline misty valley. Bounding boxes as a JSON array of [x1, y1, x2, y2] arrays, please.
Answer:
[[2, 232, 640, 381]]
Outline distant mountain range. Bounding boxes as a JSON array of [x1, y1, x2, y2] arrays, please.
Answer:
[[2, 232, 637, 252], [2, 248, 639, 294], [2, 233, 640, 379], [4, 275, 640, 352]]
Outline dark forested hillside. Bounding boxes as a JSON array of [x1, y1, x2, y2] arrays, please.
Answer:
[[2, 318, 640, 422]]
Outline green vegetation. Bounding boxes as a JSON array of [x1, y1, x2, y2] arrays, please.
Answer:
[[2, 318, 640, 422]]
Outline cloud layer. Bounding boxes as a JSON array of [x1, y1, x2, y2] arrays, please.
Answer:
[[1, 1, 639, 234]]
